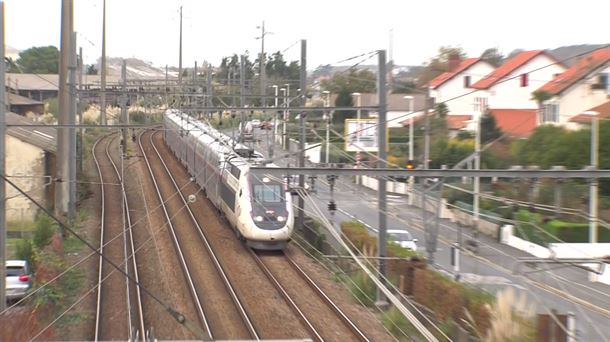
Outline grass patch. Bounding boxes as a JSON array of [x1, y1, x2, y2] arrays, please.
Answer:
[[7, 220, 37, 232]]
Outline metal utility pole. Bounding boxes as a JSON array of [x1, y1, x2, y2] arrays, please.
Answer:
[[422, 82, 433, 263], [257, 21, 269, 107], [240, 55, 245, 143], [77, 46, 83, 173], [165, 64, 168, 106], [206, 63, 212, 118], [1, 0, 7, 311], [100, 0, 106, 126], [56, 0, 73, 218], [121, 60, 128, 148], [297, 39, 306, 232], [178, 6, 183, 86], [68, 31, 77, 222], [474, 112, 481, 243], [376, 50, 388, 306], [589, 112, 599, 243]]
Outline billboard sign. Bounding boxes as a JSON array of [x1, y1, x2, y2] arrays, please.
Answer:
[[345, 119, 379, 152]]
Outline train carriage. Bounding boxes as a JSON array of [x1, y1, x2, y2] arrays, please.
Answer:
[[163, 110, 294, 250]]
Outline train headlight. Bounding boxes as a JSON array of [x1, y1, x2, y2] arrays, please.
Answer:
[[276, 216, 286, 222], [254, 216, 264, 222]]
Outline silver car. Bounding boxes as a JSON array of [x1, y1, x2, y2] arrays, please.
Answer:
[[5, 260, 33, 302], [387, 229, 418, 251]]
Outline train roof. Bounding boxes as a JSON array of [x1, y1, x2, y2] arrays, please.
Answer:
[[165, 110, 278, 169]]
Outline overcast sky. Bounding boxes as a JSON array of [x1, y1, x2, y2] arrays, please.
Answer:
[[4, 0, 610, 69]]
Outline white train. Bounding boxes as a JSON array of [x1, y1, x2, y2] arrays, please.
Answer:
[[163, 110, 294, 250]]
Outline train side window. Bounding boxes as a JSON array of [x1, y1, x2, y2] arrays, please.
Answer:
[[239, 190, 242, 197]]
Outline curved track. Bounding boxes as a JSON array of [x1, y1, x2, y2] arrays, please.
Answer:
[[92, 135, 146, 341], [138, 129, 257, 340]]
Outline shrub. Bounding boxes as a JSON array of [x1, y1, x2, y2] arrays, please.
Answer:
[[15, 239, 34, 265], [33, 214, 56, 249]]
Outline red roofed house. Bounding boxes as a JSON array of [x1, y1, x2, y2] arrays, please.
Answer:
[[429, 56, 494, 116], [468, 50, 566, 137], [536, 47, 610, 129]]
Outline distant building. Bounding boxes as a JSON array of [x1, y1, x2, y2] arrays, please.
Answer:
[[7, 92, 44, 116], [5, 112, 56, 222], [429, 57, 495, 116], [537, 47, 610, 128]]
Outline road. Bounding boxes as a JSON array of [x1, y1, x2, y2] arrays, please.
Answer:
[[253, 126, 610, 341]]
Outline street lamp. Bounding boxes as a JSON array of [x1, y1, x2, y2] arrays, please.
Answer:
[[583, 111, 599, 243], [352, 92, 362, 175], [403, 95, 415, 205], [322, 90, 331, 164], [283, 84, 290, 149], [271, 85, 279, 156]]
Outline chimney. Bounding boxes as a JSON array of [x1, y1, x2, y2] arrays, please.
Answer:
[[448, 54, 461, 72]]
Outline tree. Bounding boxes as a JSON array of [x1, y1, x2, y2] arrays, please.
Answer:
[[480, 110, 502, 143], [435, 103, 449, 117], [12, 46, 59, 73], [416, 46, 467, 87], [392, 80, 416, 94], [86, 64, 98, 75], [319, 68, 376, 94], [480, 47, 504, 67]]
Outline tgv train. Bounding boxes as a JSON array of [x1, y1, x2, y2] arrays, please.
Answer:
[[163, 110, 294, 250]]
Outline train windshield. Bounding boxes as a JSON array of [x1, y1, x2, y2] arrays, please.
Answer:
[[250, 175, 288, 229], [253, 184, 283, 203]]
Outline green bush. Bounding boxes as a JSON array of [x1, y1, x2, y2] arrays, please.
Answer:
[[348, 271, 376, 307], [383, 306, 415, 341], [33, 214, 56, 249], [15, 239, 34, 265]]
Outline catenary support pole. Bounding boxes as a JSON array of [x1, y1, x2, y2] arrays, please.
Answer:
[[68, 31, 77, 222], [121, 60, 128, 149], [56, 0, 73, 219], [0, 0, 7, 311], [100, 0, 106, 125], [178, 6, 182, 86], [297, 39, 306, 232], [77, 46, 83, 173], [240, 55, 245, 143], [376, 50, 388, 306]]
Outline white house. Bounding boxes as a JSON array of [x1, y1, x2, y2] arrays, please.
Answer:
[[429, 57, 495, 116], [471, 50, 566, 111], [536, 47, 610, 129]]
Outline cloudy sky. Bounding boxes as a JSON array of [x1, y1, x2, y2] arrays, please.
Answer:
[[4, 0, 610, 69]]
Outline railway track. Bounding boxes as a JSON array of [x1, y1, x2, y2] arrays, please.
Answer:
[[138, 129, 257, 340], [251, 249, 370, 342], [92, 135, 146, 341]]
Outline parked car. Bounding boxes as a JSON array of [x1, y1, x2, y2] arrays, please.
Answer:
[[5, 260, 33, 302], [260, 120, 273, 130], [387, 229, 418, 251], [250, 119, 261, 128]]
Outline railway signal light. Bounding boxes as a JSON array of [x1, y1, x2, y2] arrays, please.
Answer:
[[406, 160, 415, 170], [327, 201, 337, 212]]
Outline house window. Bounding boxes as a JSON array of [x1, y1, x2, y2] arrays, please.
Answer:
[[473, 97, 488, 114], [464, 75, 471, 88], [543, 103, 559, 123], [599, 73, 609, 91], [520, 73, 529, 87]]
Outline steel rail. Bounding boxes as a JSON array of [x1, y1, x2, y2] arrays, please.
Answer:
[[249, 250, 323, 341], [106, 136, 146, 340], [105, 136, 134, 340], [91, 136, 106, 342], [284, 254, 370, 341], [137, 130, 212, 340], [148, 130, 259, 339]]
